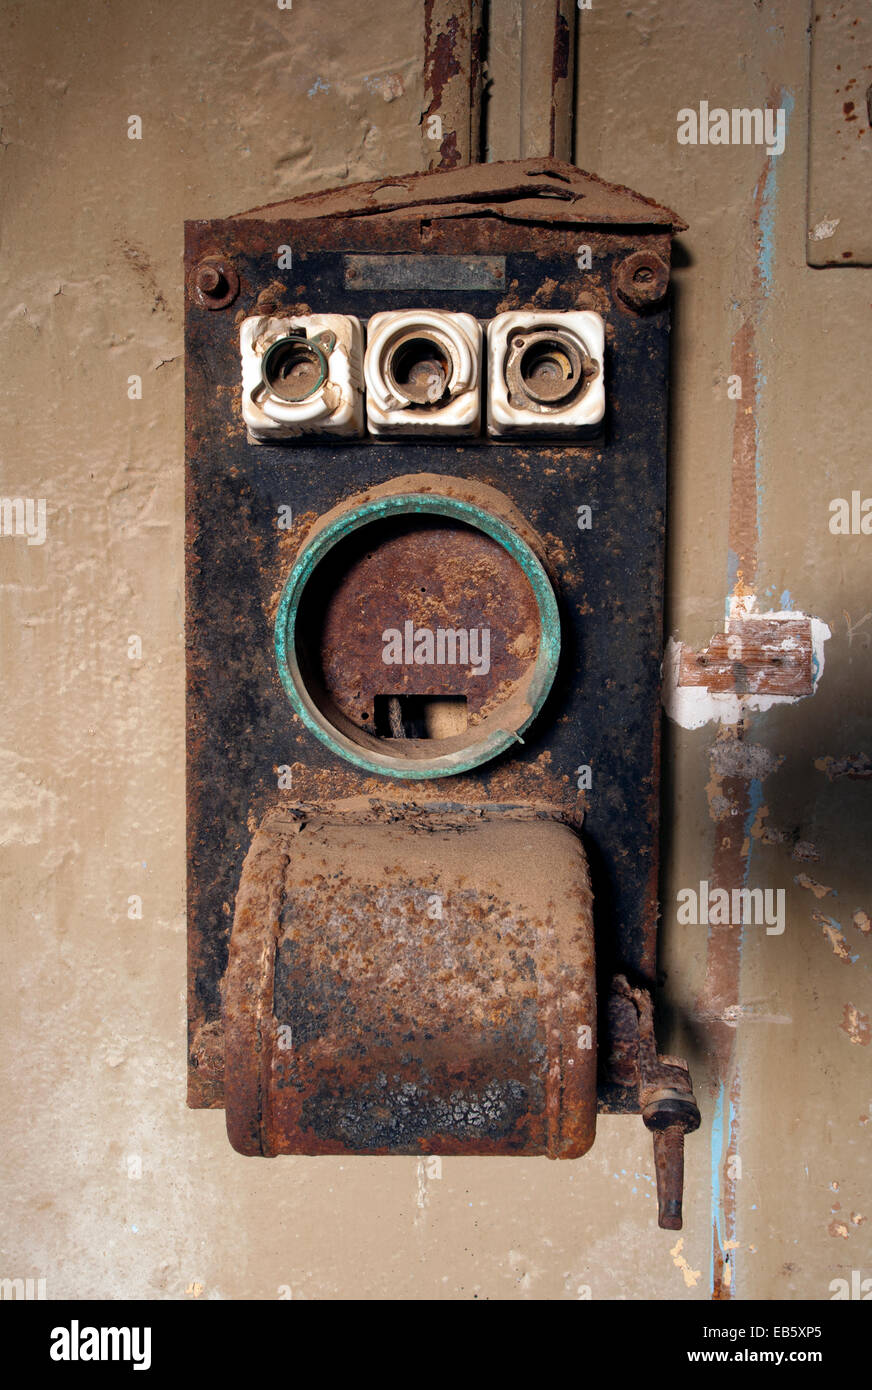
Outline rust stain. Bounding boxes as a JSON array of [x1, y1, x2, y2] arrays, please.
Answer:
[[549, 4, 572, 157], [421, 1, 483, 170], [726, 322, 758, 591], [551, 4, 571, 83], [423, 3, 462, 114]]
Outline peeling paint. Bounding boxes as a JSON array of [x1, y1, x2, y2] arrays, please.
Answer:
[[670, 1236, 702, 1289], [840, 1004, 871, 1046], [814, 913, 858, 964], [796, 874, 836, 899], [809, 215, 840, 241]]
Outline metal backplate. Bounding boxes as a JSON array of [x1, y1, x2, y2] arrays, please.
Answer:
[[185, 159, 681, 1118]]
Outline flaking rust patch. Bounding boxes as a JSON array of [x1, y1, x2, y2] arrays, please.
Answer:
[[840, 1004, 871, 1046], [796, 874, 836, 899], [815, 752, 872, 782], [815, 914, 857, 964], [664, 599, 830, 729], [669, 1236, 702, 1288]]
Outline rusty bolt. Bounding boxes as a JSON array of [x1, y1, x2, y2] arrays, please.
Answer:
[[190, 256, 239, 311], [614, 250, 670, 312], [196, 265, 223, 296], [642, 1087, 701, 1230]]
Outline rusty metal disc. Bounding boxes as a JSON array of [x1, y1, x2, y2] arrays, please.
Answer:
[[274, 489, 561, 778]]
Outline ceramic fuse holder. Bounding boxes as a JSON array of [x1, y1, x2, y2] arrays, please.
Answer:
[[240, 313, 365, 440], [487, 310, 605, 436], [364, 309, 482, 437]]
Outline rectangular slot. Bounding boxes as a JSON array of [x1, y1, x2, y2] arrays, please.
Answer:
[[374, 695, 468, 739]]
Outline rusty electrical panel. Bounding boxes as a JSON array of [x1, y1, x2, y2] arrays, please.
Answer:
[[185, 159, 700, 1228]]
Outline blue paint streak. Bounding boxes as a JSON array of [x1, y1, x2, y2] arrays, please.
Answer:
[[711, 1082, 726, 1292], [753, 91, 793, 527], [779, 590, 793, 610], [726, 548, 740, 601], [758, 94, 793, 298]]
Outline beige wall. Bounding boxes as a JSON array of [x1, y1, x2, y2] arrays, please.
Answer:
[[1, 0, 869, 1299]]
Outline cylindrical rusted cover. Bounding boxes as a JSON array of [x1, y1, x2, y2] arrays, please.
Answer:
[[223, 803, 596, 1158]]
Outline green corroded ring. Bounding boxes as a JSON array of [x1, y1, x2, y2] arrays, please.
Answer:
[[261, 336, 328, 402], [274, 492, 561, 779]]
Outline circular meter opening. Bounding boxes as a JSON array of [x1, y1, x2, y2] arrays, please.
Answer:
[[274, 494, 560, 778]]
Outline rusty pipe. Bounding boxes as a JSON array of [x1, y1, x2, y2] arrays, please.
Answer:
[[422, 0, 485, 169], [520, 0, 576, 161]]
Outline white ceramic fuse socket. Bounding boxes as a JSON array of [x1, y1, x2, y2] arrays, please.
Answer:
[[486, 310, 605, 436], [240, 314, 365, 440], [364, 310, 482, 437]]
